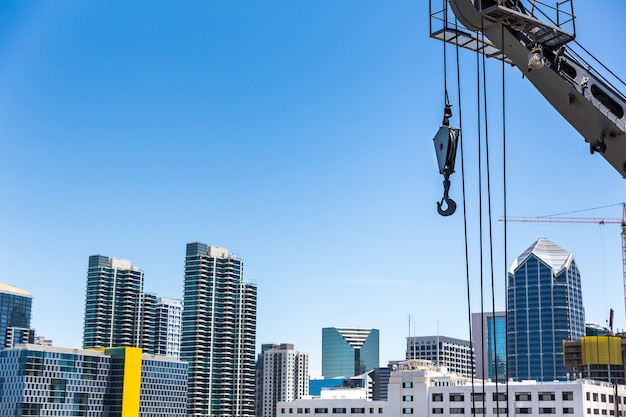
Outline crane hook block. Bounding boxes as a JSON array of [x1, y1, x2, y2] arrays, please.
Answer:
[[433, 125, 460, 216]]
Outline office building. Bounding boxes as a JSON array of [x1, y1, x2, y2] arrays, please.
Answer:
[[0, 283, 34, 349], [322, 327, 379, 379], [472, 311, 506, 381], [155, 297, 182, 358], [257, 343, 309, 417], [507, 237, 585, 381], [0, 344, 187, 417], [406, 335, 475, 378], [181, 243, 257, 417], [82, 255, 156, 352]]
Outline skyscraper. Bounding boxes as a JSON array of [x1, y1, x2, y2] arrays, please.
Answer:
[[507, 237, 585, 381], [257, 343, 309, 417], [181, 243, 257, 417], [472, 311, 506, 382], [0, 283, 34, 349], [155, 297, 182, 359], [322, 327, 379, 379], [82, 255, 155, 352]]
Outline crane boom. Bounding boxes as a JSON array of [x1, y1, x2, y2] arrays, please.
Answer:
[[501, 203, 626, 327], [431, 0, 626, 177]]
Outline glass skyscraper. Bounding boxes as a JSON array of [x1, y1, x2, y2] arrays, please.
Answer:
[[0, 283, 34, 349], [181, 243, 257, 417], [472, 311, 506, 382], [507, 237, 585, 381], [82, 255, 156, 352], [322, 327, 379, 379]]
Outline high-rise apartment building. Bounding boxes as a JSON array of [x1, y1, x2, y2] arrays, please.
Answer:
[[406, 335, 475, 378], [322, 327, 379, 379], [82, 255, 156, 352], [0, 283, 34, 349], [257, 343, 309, 417], [181, 243, 257, 417], [155, 297, 182, 359], [507, 237, 585, 381], [471, 311, 506, 381]]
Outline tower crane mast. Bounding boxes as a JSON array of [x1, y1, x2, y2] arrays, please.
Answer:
[[501, 203, 626, 326]]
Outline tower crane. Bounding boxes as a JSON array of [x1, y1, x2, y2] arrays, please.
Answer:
[[500, 203, 626, 324]]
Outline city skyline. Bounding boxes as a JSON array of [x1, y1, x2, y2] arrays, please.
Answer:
[[2, 1, 626, 377]]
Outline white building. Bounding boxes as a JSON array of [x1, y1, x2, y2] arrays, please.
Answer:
[[260, 343, 309, 417], [406, 336, 475, 378], [280, 360, 626, 416], [155, 297, 182, 358]]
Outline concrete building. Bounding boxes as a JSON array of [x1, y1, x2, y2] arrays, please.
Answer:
[[0, 283, 34, 349], [181, 243, 257, 417], [507, 237, 585, 381], [154, 297, 182, 358], [281, 359, 626, 416], [472, 311, 506, 382], [82, 255, 156, 352], [406, 335, 475, 378], [322, 327, 379, 379], [0, 344, 187, 416], [257, 343, 309, 417]]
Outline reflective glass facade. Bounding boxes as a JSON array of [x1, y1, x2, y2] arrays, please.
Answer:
[[0, 345, 187, 417], [486, 315, 506, 382], [507, 238, 585, 381], [0, 284, 33, 349], [181, 243, 257, 417], [322, 327, 379, 379]]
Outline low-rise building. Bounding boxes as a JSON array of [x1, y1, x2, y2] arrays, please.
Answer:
[[279, 359, 626, 416], [0, 344, 187, 417]]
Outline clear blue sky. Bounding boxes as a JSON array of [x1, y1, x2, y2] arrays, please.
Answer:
[[1, 1, 625, 375]]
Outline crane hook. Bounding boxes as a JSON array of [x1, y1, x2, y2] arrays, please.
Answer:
[[437, 176, 456, 216]]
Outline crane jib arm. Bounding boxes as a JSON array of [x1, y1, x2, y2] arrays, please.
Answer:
[[446, 0, 626, 178]]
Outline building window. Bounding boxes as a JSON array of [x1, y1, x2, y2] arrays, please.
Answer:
[[472, 408, 486, 414], [281, 409, 285, 414], [432, 393, 443, 402], [472, 393, 485, 402], [516, 408, 532, 414], [587, 393, 591, 401], [563, 408, 574, 414], [494, 408, 508, 414], [402, 408, 413, 414], [403, 382, 413, 388], [610, 395, 615, 404], [403, 395, 413, 402], [351, 408, 365, 414], [432, 409, 443, 415], [450, 408, 465, 414], [369, 409, 374, 414], [540, 408, 556, 414], [332, 409, 346, 414], [315, 408, 328, 414], [594, 393, 599, 402], [449, 393, 464, 402], [602, 394, 607, 402], [594, 409, 599, 415], [539, 392, 556, 401], [516, 392, 532, 401], [378, 408, 383, 414], [305, 409, 310, 414], [563, 391, 574, 401], [493, 392, 507, 401]]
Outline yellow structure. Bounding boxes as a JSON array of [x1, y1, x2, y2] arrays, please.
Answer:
[[105, 347, 143, 417], [580, 336, 623, 365]]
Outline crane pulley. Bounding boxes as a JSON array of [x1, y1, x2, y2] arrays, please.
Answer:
[[433, 103, 460, 216]]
